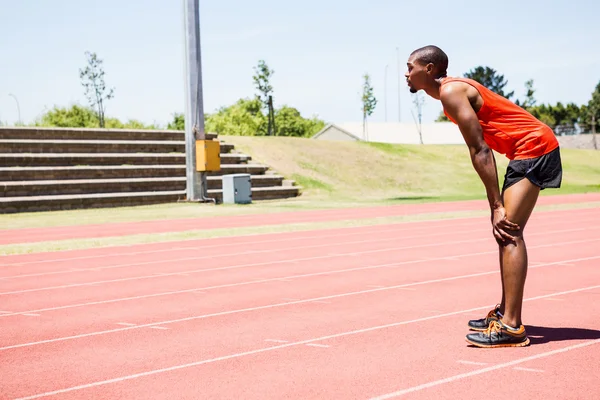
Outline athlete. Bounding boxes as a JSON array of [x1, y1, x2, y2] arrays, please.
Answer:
[[405, 45, 562, 348]]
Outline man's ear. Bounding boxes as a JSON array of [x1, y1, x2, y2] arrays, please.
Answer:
[[426, 63, 434, 74]]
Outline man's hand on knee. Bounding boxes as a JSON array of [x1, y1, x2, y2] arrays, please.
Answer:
[[491, 205, 520, 245]]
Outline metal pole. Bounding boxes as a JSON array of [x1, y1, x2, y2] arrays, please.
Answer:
[[396, 47, 401, 122], [183, 0, 207, 201], [384, 64, 388, 122], [8, 93, 21, 125]]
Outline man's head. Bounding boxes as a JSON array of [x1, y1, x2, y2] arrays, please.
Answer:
[[405, 45, 448, 93]]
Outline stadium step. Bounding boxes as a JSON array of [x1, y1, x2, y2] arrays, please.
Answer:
[[0, 152, 248, 167], [0, 163, 269, 180], [0, 127, 301, 212], [0, 186, 300, 213], [0, 139, 234, 155], [0, 175, 286, 197], [0, 126, 216, 141]]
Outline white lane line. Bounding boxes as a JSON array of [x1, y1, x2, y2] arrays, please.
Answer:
[[457, 360, 488, 366], [0, 224, 488, 278], [1, 241, 596, 320], [513, 367, 544, 373], [368, 343, 596, 400], [0, 310, 11, 314], [22, 313, 40, 317], [13, 286, 600, 400], [116, 323, 136, 327], [148, 326, 169, 330], [2, 221, 594, 283], [306, 343, 330, 348], [265, 339, 288, 344], [4, 207, 596, 270], [0, 217, 490, 268], [2, 260, 599, 352], [0, 237, 488, 294], [2, 228, 596, 297]]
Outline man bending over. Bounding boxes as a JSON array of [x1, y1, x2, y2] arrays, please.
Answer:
[[405, 45, 562, 348]]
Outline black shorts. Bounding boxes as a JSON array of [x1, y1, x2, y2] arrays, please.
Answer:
[[502, 146, 562, 192]]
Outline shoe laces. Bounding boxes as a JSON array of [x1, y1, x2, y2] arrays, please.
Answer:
[[484, 320, 503, 336]]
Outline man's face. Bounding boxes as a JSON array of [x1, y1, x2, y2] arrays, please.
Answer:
[[405, 56, 429, 93]]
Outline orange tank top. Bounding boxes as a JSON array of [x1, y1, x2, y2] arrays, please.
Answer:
[[441, 77, 559, 160]]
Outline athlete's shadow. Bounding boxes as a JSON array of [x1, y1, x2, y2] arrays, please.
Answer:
[[526, 325, 600, 345]]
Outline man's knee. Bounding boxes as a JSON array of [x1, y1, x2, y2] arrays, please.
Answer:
[[495, 228, 524, 247]]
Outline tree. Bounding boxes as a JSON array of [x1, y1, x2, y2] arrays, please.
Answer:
[[79, 51, 114, 128], [275, 106, 325, 138], [205, 98, 267, 136], [580, 81, 600, 132], [36, 105, 99, 128], [253, 60, 275, 135], [361, 73, 377, 140], [464, 66, 514, 100], [515, 79, 536, 110]]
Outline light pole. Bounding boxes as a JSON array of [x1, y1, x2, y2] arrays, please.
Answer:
[[8, 93, 21, 125], [396, 47, 401, 122], [183, 0, 209, 202], [384, 64, 388, 122]]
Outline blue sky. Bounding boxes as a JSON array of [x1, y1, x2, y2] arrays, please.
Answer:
[[1, 0, 598, 127]]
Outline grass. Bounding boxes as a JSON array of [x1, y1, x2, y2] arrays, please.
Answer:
[[2, 135, 599, 233]]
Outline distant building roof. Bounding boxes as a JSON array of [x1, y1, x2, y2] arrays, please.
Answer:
[[312, 122, 464, 145]]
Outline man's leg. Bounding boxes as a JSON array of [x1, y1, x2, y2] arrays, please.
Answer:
[[466, 177, 540, 347], [497, 177, 541, 328]]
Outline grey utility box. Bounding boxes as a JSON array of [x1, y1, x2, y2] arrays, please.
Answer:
[[222, 174, 252, 204]]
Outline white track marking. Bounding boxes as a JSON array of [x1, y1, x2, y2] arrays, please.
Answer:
[[0, 224, 496, 280], [0, 222, 487, 273], [22, 313, 40, 317], [4, 206, 597, 270], [12, 286, 600, 400], [513, 367, 544, 373], [0, 236, 488, 294], [116, 323, 136, 327], [2, 256, 598, 352], [306, 343, 330, 348], [368, 343, 598, 400], [1, 216, 504, 268], [2, 240, 597, 318], [148, 326, 168, 330], [457, 360, 488, 366], [1, 227, 596, 297], [2, 220, 595, 282]]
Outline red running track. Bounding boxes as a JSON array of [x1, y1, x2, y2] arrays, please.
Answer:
[[1, 201, 599, 399], [2, 193, 599, 245]]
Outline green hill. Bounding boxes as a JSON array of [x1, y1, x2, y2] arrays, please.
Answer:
[[224, 135, 600, 204]]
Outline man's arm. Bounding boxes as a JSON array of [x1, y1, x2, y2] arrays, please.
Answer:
[[440, 83, 519, 242]]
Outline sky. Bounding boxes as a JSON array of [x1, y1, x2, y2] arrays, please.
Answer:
[[1, 0, 599, 128]]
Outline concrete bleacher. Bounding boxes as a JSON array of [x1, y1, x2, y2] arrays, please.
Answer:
[[0, 127, 300, 213]]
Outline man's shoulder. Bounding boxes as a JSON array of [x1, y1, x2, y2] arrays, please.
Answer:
[[440, 78, 476, 102]]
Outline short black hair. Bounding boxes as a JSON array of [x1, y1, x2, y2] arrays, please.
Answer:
[[410, 45, 448, 78]]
